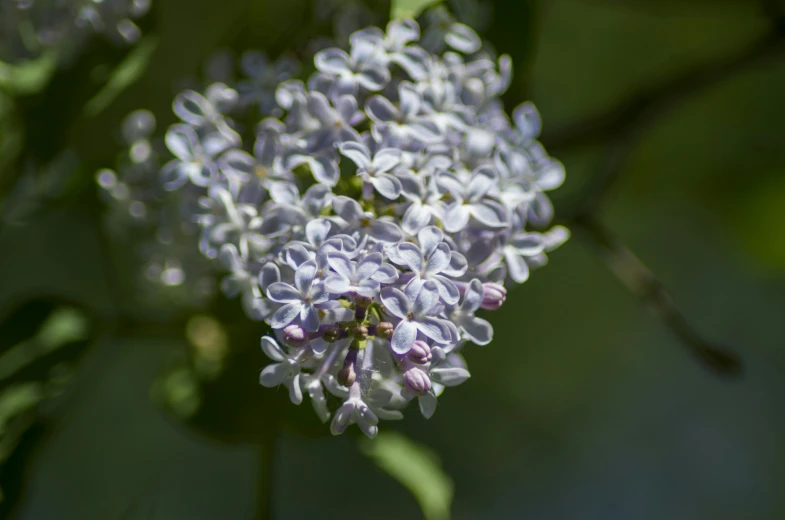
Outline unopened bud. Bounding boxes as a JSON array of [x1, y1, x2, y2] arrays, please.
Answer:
[[352, 325, 368, 340], [407, 340, 432, 364], [337, 347, 359, 386], [481, 283, 507, 311], [322, 325, 340, 343], [283, 324, 308, 347], [403, 367, 431, 394], [337, 363, 357, 387], [375, 321, 394, 339]]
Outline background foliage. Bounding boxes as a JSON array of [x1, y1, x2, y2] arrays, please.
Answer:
[[1, 0, 785, 518]]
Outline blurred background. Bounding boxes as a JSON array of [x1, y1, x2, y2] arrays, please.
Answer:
[[1, 0, 785, 518]]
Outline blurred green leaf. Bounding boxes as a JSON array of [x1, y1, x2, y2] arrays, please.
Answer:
[[0, 53, 58, 95], [84, 37, 159, 117], [0, 299, 95, 517], [391, 0, 441, 20], [360, 432, 454, 520], [0, 306, 89, 382], [35, 307, 90, 349]]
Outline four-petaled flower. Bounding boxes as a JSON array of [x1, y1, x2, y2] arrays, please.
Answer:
[[267, 260, 329, 332], [380, 280, 457, 354]]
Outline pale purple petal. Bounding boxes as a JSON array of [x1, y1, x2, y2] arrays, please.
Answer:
[[270, 302, 302, 329], [332, 196, 365, 223], [306, 219, 331, 246], [339, 141, 372, 170], [314, 48, 351, 75], [356, 253, 382, 280], [380, 287, 410, 319], [294, 260, 317, 293], [301, 304, 321, 332], [325, 275, 352, 295], [261, 336, 285, 362], [288, 373, 303, 404], [442, 203, 471, 233], [402, 204, 432, 235], [416, 317, 452, 344], [372, 148, 402, 173], [356, 278, 380, 297], [461, 316, 493, 345], [370, 173, 402, 199], [326, 251, 354, 279], [266, 283, 302, 303], [412, 281, 439, 315], [425, 243, 451, 275], [391, 320, 417, 354], [369, 220, 403, 243], [431, 367, 471, 386], [165, 124, 198, 160], [394, 242, 424, 272], [260, 362, 289, 387], [504, 247, 530, 283], [431, 275, 460, 305], [445, 23, 481, 53], [463, 279, 484, 312], [366, 95, 399, 123], [469, 201, 507, 228]]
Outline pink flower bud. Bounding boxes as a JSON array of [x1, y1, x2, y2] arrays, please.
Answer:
[[481, 283, 507, 310], [403, 367, 431, 394], [283, 324, 308, 347], [407, 340, 432, 364], [375, 321, 394, 339]]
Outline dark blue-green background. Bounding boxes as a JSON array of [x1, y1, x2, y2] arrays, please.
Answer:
[[2, 0, 785, 518]]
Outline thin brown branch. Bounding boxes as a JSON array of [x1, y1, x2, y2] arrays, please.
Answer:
[[572, 213, 742, 378], [543, 25, 785, 153]]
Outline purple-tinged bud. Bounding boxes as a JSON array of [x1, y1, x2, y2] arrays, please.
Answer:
[[481, 283, 507, 311], [353, 325, 368, 340], [283, 324, 308, 347], [322, 325, 340, 343], [337, 347, 358, 386], [403, 367, 431, 394], [375, 321, 394, 339], [407, 340, 432, 364]]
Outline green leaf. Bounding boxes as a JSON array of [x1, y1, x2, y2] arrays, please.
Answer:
[[0, 53, 58, 95], [391, 0, 442, 20], [360, 432, 454, 520], [83, 36, 158, 117]]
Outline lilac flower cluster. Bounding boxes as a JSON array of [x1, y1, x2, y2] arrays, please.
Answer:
[[0, 0, 150, 63], [105, 17, 568, 437]]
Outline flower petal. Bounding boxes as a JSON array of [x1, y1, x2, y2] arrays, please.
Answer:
[[394, 242, 424, 272], [269, 302, 302, 329], [380, 287, 410, 319], [260, 362, 289, 387], [431, 367, 471, 386], [301, 304, 321, 332], [294, 260, 317, 293], [369, 220, 404, 243], [261, 336, 285, 362], [339, 140, 372, 170], [461, 316, 493, 345], [369, 173, 402, 200], [266, 282, 302, 303], [391, 320, 417, 354]]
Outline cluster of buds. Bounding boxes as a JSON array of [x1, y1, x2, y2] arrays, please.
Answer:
[[100, 15, 568, 437], [0, 0, 150, 63]]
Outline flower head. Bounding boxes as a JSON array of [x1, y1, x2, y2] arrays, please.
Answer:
[[100, 14, 568, 438]]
